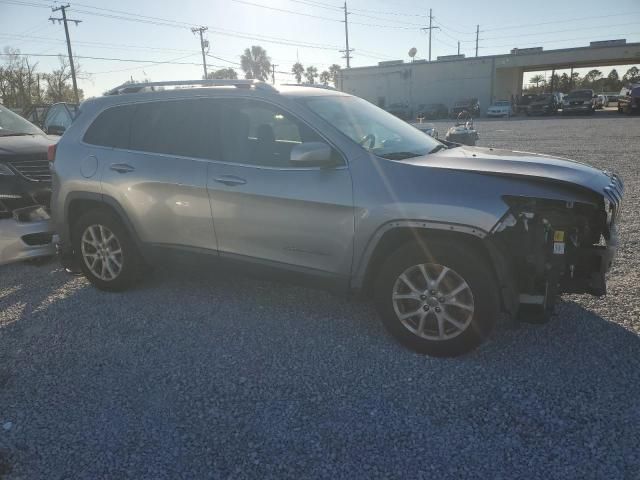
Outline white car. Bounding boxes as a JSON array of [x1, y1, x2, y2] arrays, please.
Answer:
[[487, 101, 513, 118]]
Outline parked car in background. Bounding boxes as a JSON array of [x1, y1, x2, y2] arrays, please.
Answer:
[[0, 104, 55, 266], [20, 104, 50, 127], [515, 93, 536, 115], [449, 98, 480, 118], [595, 95, 606, 109], [416, 103, 448, 119], [386, 102, 412, 120], [556, 92, 564, 108], [618, 84, 640, 114], [486, 100, 513, 118], [605, 94, 618, 107], [527, 93, 559, 116], [562, 89, 596, 115], [42, 102, 79, 135], [51, 79, 623, 356]]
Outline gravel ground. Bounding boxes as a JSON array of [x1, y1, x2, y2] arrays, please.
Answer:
[[1, 112, 639, 479]]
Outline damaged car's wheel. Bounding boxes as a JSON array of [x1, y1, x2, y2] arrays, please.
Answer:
[[374, 241, 500, 357], [72, 209, 141, 291]]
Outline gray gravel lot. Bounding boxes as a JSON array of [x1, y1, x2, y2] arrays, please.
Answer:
[[1, 111, 639, 479]]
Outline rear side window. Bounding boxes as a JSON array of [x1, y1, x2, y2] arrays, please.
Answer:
[[83, 104, 135, 149], [129, 100, 219, 159]]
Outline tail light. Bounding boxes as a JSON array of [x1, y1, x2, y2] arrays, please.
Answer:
[[47, 143, 57, 162]]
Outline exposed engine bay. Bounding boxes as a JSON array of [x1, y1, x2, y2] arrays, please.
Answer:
[[492, 183, 622, 320]]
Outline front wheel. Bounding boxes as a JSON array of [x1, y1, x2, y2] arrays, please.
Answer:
[[72, 209, 142, 291], [374, 241, 500, 356]]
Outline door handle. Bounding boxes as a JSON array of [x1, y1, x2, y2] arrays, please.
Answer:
[[110, 163, 135, 174], [213, 175, 247, 186]]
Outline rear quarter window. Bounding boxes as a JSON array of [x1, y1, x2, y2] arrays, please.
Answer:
[[83, 104, 135, 149]]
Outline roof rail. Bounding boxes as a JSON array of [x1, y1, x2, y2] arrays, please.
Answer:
[[280, 83, 337, 91], [105, 79, 277, 96]]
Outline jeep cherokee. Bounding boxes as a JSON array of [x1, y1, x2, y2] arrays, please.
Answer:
[[50, 80, 623, 357]]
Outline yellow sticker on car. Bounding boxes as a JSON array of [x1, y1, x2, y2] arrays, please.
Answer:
[[554, 231, 565, 242]]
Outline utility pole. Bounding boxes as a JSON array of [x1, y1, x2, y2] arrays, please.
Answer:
[[340, 2, 353, 68], [421, 9, 439, 62], [475, 24, 480, 57], [457, 41, 460, 56], [271, 64, 278, 85], [192, 26, 209, 79], [49, 4, 81, 104]]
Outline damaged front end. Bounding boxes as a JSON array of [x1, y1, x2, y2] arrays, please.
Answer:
[[0, 161, 54, 266], [491, 175, 623, 320]]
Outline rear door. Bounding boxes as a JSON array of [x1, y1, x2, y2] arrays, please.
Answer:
[[89, 100, 218, 251], [204, 97, 355, 277]]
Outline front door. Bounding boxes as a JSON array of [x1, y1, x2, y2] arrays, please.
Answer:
[[204, 98, 354, 277]]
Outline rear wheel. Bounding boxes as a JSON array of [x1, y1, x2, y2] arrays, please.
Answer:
[[72, 209, 142, 291], [374, 241, 500, 357]]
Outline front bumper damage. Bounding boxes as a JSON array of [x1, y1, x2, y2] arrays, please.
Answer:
[[0, 205, 54, 265]]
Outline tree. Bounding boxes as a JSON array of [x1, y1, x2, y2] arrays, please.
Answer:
[[319, 70, 331, 86], [304, 66, 318, 84], [605, 69, 620, 91], [0, 47, 42, 108], [558, 73, 572, 93], [206, 68, 238, 80], [240, 45, 271, 81], [582, 69, 603, 89], [291, 62, 304, 84], [328, 64, 341, 87], [622, 66, 639, 84], [529, 74, 545, 89], [44, 55, 84, 104]]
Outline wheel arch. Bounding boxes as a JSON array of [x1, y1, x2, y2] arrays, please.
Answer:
[[65, 193, 142, 250], [354, 222, 518, 316]]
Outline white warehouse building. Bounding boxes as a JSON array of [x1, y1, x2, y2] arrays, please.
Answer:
[[337, 41, 640, 114]]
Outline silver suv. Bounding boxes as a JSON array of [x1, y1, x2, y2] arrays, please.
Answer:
[[50, 80, 623, 356]]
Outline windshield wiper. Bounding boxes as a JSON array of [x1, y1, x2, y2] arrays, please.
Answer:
[[429, 144, 448, 154], [378, 151, 423, 160]]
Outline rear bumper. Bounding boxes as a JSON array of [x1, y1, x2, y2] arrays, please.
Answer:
[[0, 207, 54, 266], [563, 104, 592, 113]]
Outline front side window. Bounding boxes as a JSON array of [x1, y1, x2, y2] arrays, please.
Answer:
[[213, 98, 327, 167], [301, 95, 441, 160]]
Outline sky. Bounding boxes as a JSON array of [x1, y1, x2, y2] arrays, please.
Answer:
[[1, 0, 639, 98]]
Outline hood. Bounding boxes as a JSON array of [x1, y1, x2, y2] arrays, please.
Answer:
[[0, 134, 53, 159], [403, 146, 614, 196]]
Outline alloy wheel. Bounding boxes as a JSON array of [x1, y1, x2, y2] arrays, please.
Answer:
[[80, 224, 123, 281], [392, 263, 475, 341]]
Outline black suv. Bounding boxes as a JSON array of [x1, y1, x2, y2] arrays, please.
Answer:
[[527, 94, 559, 116]]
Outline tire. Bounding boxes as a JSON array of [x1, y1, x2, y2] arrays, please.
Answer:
[[72, 208, 142, 291], [374, 240, 500, 357]]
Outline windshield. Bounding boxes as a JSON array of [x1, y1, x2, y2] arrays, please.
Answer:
[[301, 95, 441, 160], [0, 104, 43, 136]]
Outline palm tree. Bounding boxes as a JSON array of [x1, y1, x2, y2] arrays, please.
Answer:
[[291, 62, 304, 84], [304, 66, 318, 84], [240, 46, 271, 81], [319, 70, 331, 86], [328, 64, 341, 87], [529, 74, 545, 89]]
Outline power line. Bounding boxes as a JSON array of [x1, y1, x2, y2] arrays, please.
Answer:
[[340, 2, 353, 68]]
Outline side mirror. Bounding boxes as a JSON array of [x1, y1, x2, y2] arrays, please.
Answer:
[[46, 125, 66, 136], [290, 142, 334, 167]]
